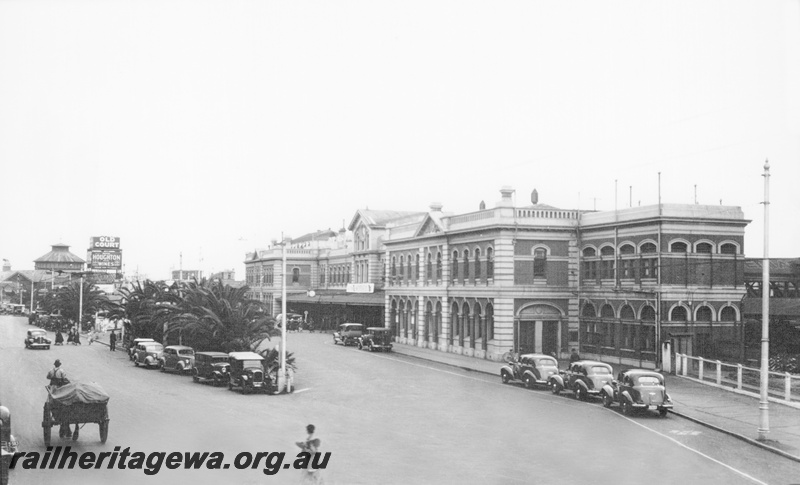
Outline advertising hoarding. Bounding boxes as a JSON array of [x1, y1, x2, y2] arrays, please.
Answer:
[[90, 236, 121, 251], [88, 250, 122, 269]]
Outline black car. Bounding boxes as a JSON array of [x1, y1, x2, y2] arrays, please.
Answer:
[[24, 329, 51, 350], [500, 353, 559, 389], [600, 369, 673, 417], [228, 352, 272, 394], [193, 351, 230, 386], [548, 360, 614, 401], [357, 327, 393, 352]]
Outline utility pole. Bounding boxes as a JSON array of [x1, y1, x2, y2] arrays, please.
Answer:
[[758, 160, 771, 441]]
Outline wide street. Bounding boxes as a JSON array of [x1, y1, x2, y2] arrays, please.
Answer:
[[1, 315, 797, 485]]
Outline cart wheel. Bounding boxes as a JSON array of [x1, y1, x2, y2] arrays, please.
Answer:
[[100, 422, 109, 443], [42, 403, 52, 447]]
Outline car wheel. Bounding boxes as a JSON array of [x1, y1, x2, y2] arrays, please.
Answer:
[[576, 386, 587, 401], [357, 342, 363, 350], [369, 343, 374, 352], [659, 408, 668, 417], [524, 375, 534, 390], [193, 373, 199, 383], [134, 357, 139, 367], [622, 400, 633, 416], [550, 381, 562, 395], [602, 392, 613, 408], [501, 372, 511, 384], [46, 345, 50, 350]]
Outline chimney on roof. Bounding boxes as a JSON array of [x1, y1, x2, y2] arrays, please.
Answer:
[[479, 200, 486, 210], [531, 189, 539, 205], [2, 259, 10, 271], [497, 186, 514, 208], [430, 202, 443, 212]]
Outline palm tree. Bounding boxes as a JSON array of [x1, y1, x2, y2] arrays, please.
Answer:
[[50, 279, 113, 325], [113, 280, 181, 343]]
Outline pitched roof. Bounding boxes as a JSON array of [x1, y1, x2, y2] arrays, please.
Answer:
[[291, 229, 338, 244], [34, 244, 85, 264], [348, 209, 426, 230]]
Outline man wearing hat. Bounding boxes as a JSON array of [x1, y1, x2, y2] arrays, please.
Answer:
[[47, 359, 68, 387]]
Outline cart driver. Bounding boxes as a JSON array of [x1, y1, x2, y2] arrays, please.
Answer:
[[47, 359, 69, 387]]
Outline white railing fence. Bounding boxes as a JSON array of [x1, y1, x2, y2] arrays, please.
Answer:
[[674, 353, 799, 404]]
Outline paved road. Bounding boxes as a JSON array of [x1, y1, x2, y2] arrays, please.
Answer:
[[1, 316, 797, 484]]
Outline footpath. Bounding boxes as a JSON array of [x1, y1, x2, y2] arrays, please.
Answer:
[[389, 342, 800, 462]]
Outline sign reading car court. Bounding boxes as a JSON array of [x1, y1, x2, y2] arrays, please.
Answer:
[[91, 236, 121, 250]]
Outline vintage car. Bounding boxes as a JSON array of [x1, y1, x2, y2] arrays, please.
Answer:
[[228, 352, 272, 394], [601, 369, 673, 417], [500, 353, 559, 389], [133, 342, 164, 368], [357, 327, 393, 352], [159, 345, 195, 373], [24, 328, 51, 350], [128, 338, 155, 360], [548, 360, 614, 401], [193, 351, 230, 386], [333, 323, 364, 346], [1, 403, 19, 462]]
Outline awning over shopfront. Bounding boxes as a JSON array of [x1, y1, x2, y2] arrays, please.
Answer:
[[279, 290, 385, 307]]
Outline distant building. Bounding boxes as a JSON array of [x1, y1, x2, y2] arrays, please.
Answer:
[[209, 269, 244, 288], [171, 270, 202, 281]]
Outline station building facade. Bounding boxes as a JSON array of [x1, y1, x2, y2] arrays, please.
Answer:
[[245, 187, 749, 369]]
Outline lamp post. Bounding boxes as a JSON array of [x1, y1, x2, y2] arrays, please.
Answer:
[[277, 235, 290, 394], [758, 160, 770, 441]]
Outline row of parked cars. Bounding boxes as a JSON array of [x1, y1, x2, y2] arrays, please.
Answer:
[[128, 339, 275, 394], [499, 353, 674, 417], [332, 323, 393, 351]]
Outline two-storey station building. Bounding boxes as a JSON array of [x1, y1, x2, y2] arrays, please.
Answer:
[[245, 186, 749, 369]]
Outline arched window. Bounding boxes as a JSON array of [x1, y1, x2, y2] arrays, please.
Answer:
[[581, 304, 596, 317], [473, 302, 483, 343], [292, 267, 300, 283], [486, 247, 494, 279], [461, 302, 470, 345], [670, 241, 688, 253], [414, 253, 420, 281], [399, 255, 405, 281], [640, 242, 657, 253], [450, 302, 459, 346], [620, 305, 635, 320], [671, 306, 688, 321], [426, 252, 432, 281], [436, 252, 443, 280], [452, 251, 459, 281], [601, 304, 615, 319], [641, 305, 656, 321], [533, 248, 547, 277], [696, 242, 713, 254], [474, 248, 481, 280], [619, 244, 635, 255], [720, 243, 738, 255], [391, 257, 397, 281], [434, 301, 442, 344], [696, 306, 713, 322], [600, 246, 615, 256], [463, 249, 470, 281], [582, 247, 596, 257], [486, 303, 494, 341], [424, 301, 432, 342], [720, 306, 737, 321]]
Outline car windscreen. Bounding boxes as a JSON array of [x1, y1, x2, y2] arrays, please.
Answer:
[[213, 357, 229, 363], [242, 360, 263, 369], [178, 349, 194, 356], [635, 376, 662, 386], [590, 366, 612, 375]]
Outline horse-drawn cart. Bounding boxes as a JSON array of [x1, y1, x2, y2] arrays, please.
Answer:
[[42, 382, 109, 447]]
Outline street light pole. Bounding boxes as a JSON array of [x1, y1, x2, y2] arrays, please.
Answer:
[[758, 160, 770, 441], [278, 235, 288, 393]]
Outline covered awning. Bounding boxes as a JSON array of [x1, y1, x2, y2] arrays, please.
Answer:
[[279, 290, 385, 307]]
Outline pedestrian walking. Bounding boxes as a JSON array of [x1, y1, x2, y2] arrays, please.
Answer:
[[296, 424, 324, 484], [88, 329, 96, 345], [72, 327, 81, 345], [55, 327, 64, 346], [109, 331, 117, 351]]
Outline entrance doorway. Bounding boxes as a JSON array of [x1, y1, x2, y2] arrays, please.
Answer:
[[517, 304, 562, 355]]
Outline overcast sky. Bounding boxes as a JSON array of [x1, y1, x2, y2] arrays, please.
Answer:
[[1, 0, 798, 281]]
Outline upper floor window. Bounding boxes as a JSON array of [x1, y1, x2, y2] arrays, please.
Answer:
[[399, 256, 405, 280], [292, 267, 300, 283], [720, 243, 738, 255], [436, 252, 443, 280], [463, 249, 470, 280], [720, 306, 737, 321], [452, 251, 459, 280], [407, 254, 413, 281], [600, 304, 615, 319], [581, 304, 596, 317], [426, 252, 432, 280], [582, 247, 596, 257], [640, 242, 657, 253], [670, 241, 688, 253], [356, 226, 369, 251], [670, 306, 688, 321], [641, 305, 656, 321], [414, 254, 420, 281], [619, 244, 635, 255], [474, 248, 481, 280], [533, 248, 547, 277], [600, 246, 615, 257], [486, 247, 494, 279], [696, 306, 713, 322], [696, 242, 713, 254], [620, 305, 635, 320]]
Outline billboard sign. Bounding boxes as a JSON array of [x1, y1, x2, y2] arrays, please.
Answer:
[[90, 236, 121, 251], [88, 250, 122, 269]]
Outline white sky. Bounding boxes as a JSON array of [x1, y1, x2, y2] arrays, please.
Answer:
[[1, 0, 798, 280]]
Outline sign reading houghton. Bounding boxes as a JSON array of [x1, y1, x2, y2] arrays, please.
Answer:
[[88, 250, 122, 269], [90, 236, 121, 250]]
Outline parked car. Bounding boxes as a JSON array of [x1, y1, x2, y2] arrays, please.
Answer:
[[357, 327, 393, 352], [193, 352, 230, 386], [128, 338, 155, 360], [24, 328, 51, 350], [601, 369, 673, 417], [500, 353, 559, 389], [548, 360, 614, 401], [133, 342, 164, 368], [333, 323, 364, 346], [228, 352, 272, 394], [159, 345, 195, 373]]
